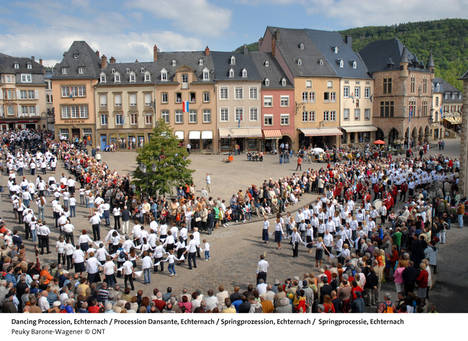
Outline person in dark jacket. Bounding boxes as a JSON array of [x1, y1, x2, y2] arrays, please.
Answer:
[[402, 261, 418, 295], [319, 276, 333, 304], [365, 268, 379, 306], [351, 291, 365, 313]]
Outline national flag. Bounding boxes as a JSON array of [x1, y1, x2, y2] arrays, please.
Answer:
[[440, 107, 443, 119], [408, 108, 413, 122], [182, 101, 189, 112]]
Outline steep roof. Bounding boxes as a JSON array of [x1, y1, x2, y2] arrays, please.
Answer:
[[460, 69, 468, 80], [433, 78, 460, 93], [211, 51, 261, 81], [249, 51, 293, 89], [359, 38, 429, 74], [0, 52, 44, 74], [52, 41, 101, 80]]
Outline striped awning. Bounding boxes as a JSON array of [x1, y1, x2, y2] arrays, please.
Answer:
[[263, 129, 282, 139], [219, 128, 262, 138], [341, 125, 378, 133], [299, 127, 343, 137]]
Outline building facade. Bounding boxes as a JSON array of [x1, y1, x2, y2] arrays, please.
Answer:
[[432, 78, 463, 137], [52, 41, 101, 145], [360, 39, 434, 146], [0, 53, 46, 131], [212, 50, 262, 152]]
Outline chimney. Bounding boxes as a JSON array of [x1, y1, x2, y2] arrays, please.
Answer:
[[31, 56, 35, 61], [204, 46, 210, 56], [344, 35, 352, 46], [101, 55, 108, 69], [39, 59, 43, 65], [109, 56, 116, 64], [272, 30, 279, 56], [96, 50, 100, 58], [153, 44, 158, 62]]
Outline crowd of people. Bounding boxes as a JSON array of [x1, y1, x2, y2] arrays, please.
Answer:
[[0, 129, 466, 314]]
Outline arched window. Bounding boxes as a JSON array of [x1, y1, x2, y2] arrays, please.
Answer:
[[264, 78, 270, 86], [114, 72, 121, 83], [339, 59, 344, 68], [144, 71, 151, 82], [281, 78, 287, 87], [264, 60, 269, 67], [202, 67, 210, 81], [299, 42, 304, 50], [129, 72, 136, 83], [161, 68, 168, 81], [230, 56, 236, 65], [199, 58, 203, 66], [297, 58, 302, 65], [229, 68, 234, 78], [171, 60, 176, 67], [352, 61, 357, 69], [99, 72, 106, 83], [241, 68, 247, 78]]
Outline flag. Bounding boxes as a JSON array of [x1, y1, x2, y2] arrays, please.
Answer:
[[440, 107, 443, 119], [408, 108, 413, 122], [182, 101, 189, 113]]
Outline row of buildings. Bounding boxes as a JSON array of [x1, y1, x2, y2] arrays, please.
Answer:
[[0, 27, 464, 153]]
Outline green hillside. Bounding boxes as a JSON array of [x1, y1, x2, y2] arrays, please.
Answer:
[[236, 19, 468, 90]]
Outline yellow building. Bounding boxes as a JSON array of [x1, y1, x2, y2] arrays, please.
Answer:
[[52, 41, 100, 144]]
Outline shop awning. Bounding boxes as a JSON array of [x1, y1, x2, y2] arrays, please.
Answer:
[[263, 129, 282, 139], [341, 125, 377, 133], [174, 131, 184, 140], [219, 128, 262, 138], [201, 131, 213, 139], [189, 131, 201, 139], [298, 128, 343, 137], [443, 114, 462, 125]]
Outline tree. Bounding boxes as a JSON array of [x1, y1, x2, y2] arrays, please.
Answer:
[[133, 119, 194, 196]]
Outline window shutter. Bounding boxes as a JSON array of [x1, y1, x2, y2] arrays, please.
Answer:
[[17, 104, 21, 116], [16, 89, 20, 99], [0, 90, 3, 100], [35, 90, 39, 99], [36, 105, 39, 115]]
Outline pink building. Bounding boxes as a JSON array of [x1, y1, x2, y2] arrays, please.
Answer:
[[251, 51, 295, 152]]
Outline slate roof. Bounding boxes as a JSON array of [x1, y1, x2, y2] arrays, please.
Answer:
[[0, 52, 44, 74], [433, 78, 463, 103], [249, 51, 293, 89], [211, 50, 261, 81], [359, 38, 430, 74], [52, 41, 101, 80]]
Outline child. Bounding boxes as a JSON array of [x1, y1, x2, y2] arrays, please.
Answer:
[[165, 249, 180, 277], [202, 239, 210, 261]]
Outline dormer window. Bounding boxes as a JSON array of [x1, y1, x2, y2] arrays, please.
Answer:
[[140, 67, 145, 73], [264, 60, 269, 67], [111, 68, 115, 73], [352, 61, 357, 69], [14, 63, 19, 69], [241, 68, 248, 78], [297, 58, 302, 65], [114, 72, 121, 83], [171, 60, 176, 67], [129, 72, 136, 83], [126, 68, 130, 73], [78, 67, 84, 74], [27, 63, 32, 69], [264, 78, 270, 86], [161, 68, 168, 81], [339, 59, 344, 68], [199, 58, 203, 66], [319, 59, 324, 65], [230, 56, 236, 65], [73, 52, 79, 59], [281, 78, 287, 87], [333, 46, 338, 54], [100, 73, 106, 83], [202, 68, 209, 81], [61, 67, 68, 75], [229, 68, 234, 78], [299, 42, 304, 50], [144, 71, 151, 82]]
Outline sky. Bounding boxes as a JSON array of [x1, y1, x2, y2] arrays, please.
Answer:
[[0, 0, 466, 66]]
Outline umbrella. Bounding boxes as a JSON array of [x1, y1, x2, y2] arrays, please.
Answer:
[[373, 140, 385, 145], [312, 147, 325, 154], [373, 199, 382, 209]]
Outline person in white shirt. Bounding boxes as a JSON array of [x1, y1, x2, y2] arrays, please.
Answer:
[[56, 236, 66, 266], [274, 217, 285, 249], [64, 242, 75, 270], [193, 227, 201, 258], [89, 212, 101, 241], [112, 206, 121, 230], [141, 251, 153, 284], [86, 252, 101, 283], [184, 235, 198, 270], [72, 246, 85, 274], [38, 291, 50, 312], [103, 256, 117, 287], [96, 243, 109, 264], [256, 255, 269, 284], [262, 217, 270, 243], [202, 239, 210, 261], [153, 242, 165, 272], [290, 227, 305, 257], [122, 256, 134, 290], [69, 196, 76, 217], [256, 279, 268, 296], [78, 230, 93, 252]]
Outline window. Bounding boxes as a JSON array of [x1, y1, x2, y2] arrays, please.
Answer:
[[175, 110, 183, 123], [343, 86, 350, 98], [129, 72, 136, 83], [115, 113, 124, 125], [364, 87, 370, 99], [229, 68, 234, 78], [339, 59, 344, 68], [235, 108, 243, 122], [280, 96, 289, 107], [352, 61, 357, 69], [302, 111, 315, 122], [297, 58, 302, 65], [327, 81, 333, 88], [130, 113, 138, 125], [422, 101, 428, 116], [383, 78, 392, 94], [343, 108, 350, 120], [78, 67, 84, 74], [235, 87, 243, 99], [324, 111, 336, 121], [230, 56, 236, 65], [423, 79, 428, 93], [302, 92, 308, 102], [263, 96, 273, 107], [161, 69, 168, 81], [306, 80, 312, 88], [14, 63, 19, 69], [7, 105, 14, 115], [182, 73, 188, 84], [145, 114, 153, 125], [61, 67, 68, 75], [144, 93, 152, 107], [280, 114, 289, 126], [249, 108, 258, 121], [20, 74, 32, 83], [264, 115, 273, 126], [324, 92, 330, 101], [100, 73, 106, 83], [114, 94, 122, 107], [299, 42, 304, 50], [410, 77, 415, 93], [330, 111, 336, 121], [113, 72, 120, 83], [220, 108, 229, 122], [435, 96, 439, 106], [189, 110, 197, 123], [281, 78, 287, 87], [220, 87, 228, 99], [249, 87, 257, 99], [199, 58, 203, 66], [202, 68, 209, 81], [171, 60, 176, 67], [161, 92, 168, 104], [129, 93, 137, 107], [61, 105, 88, 118], [100, 114, 108, 125], [241, 68, 248, 78], [203, 109, 211, 123], [264, 60, 269, 67], [189, 92, 196, 103], [333, 46, 338, 54], [175, 92, 182, 104], [264, 78, 270, 86], [364, 108, 371, 120], [354, 87, 360, 98], [161, 110, 169, 123], [20, 105, 36, 116], [144, 72, 151, 82], [354, 109, 360, 120], [46, 94, 53, 103], [99, 94, 107, 107], [409, 100, 416, 117], [330, 92, 336, 102], [203, 91, 210, 103]]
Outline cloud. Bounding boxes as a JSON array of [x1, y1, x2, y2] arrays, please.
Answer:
[[129, 0, 232, 36]]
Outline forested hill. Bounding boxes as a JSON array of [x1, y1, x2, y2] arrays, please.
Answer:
[[236, 19, 467, 90]]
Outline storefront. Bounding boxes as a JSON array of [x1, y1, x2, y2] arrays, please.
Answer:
[[201, 130, 213, 152], [56, 124, 95, 146], [219, 128, 262, 152], [298, 128, 342, 148], [340, 126, 377, 145], [188, 131, 201, 151], [262, 129, 282, 153]]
